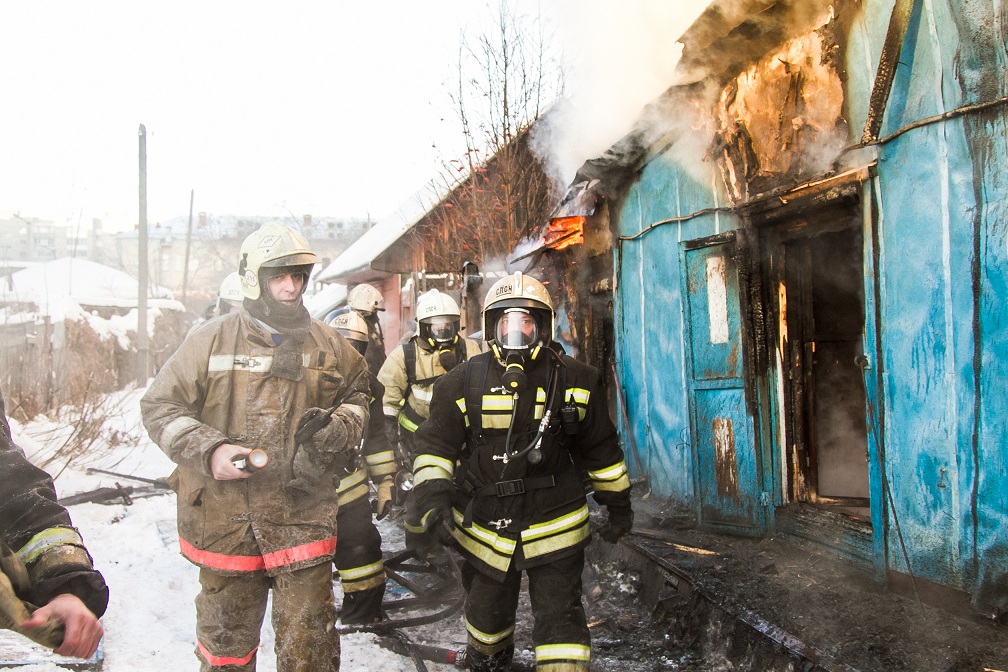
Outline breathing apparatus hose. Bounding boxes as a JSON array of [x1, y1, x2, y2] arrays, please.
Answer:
[[501, 349, 564, 467]]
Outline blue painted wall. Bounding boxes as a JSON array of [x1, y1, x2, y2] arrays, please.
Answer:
[[608, 0, 1007, 606], [613, 149, 737, 503]]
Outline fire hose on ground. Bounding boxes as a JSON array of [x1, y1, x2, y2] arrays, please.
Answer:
[[338, 534, 467, 672]]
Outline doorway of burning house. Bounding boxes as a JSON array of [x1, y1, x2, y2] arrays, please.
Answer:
[[758, 197, 876, 565]]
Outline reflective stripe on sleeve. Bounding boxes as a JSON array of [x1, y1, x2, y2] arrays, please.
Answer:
[[16, 527, 84, 565], [589, 462, 631, 492], [160, 415, 204, 451]]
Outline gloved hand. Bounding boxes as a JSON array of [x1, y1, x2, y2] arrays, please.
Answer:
[[420, 488, 455, 547], [374, 476, 395, 520], [0, 541, 29, 597], [384, 416, 400, 448], [297, 407, 349, 455], [597, 501, 633, 544]]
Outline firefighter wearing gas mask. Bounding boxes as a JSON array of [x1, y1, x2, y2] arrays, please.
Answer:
[[141, 222, 371, 672], [326, 310, 396, 624], [411, 272, 633, 672], [377, 289, 482, 553]]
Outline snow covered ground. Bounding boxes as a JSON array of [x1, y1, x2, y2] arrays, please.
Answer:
[[4, 385, 466, 672]]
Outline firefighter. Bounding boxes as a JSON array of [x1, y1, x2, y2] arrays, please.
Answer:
[[326, 310, 396, 624], [0, 389, 108, 659], [346, 282, 388, 375], [377, 289, 482, 552], [412, 272, 633, 672], [216, 271, 244, 316], [141, 222, 371, 672]]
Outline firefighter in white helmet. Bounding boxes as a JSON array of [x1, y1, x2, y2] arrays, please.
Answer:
[[141, 222, 371, 671], [411, 272, 632, 672], [215, 272, 244, 316], [326, 310, 396, 624], [346, 283, 387, 375], [377, 289, 482, 552]]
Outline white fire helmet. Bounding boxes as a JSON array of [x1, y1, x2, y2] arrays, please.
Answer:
[[482, 272, 554, 353], [216, 272, 244, 315], [415, 289, 461, 346], [346, 283, 385, 315], [328, 310, 369, 344], [237, 223, 318, 301]]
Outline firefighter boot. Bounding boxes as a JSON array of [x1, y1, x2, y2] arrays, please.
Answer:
[[467, 644, 514, 672]]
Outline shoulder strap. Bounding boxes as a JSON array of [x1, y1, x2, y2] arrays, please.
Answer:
[[403, 340, 417, 387], [464, 353, 491, 444]]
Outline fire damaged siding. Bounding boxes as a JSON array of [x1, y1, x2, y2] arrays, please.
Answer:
[[604, 0, 1007, 612]]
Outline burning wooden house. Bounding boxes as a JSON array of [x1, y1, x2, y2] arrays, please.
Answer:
[[522, 0, 1007, 618]]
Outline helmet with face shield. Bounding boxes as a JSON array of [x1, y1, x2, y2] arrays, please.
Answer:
[[415, 289, 461, 349], [482, 272, 554, 360]]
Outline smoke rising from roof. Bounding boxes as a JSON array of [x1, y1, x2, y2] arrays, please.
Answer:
[[541, 0, 711, 185]]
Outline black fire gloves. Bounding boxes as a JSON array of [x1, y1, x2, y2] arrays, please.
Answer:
[[416, 481, 455, 547], [598, 500, 634, 544]]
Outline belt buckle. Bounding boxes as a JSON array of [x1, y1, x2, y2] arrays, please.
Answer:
[[495, 479, 525, 497]]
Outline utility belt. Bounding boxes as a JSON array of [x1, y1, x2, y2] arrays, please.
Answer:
[[459, 474, 556, 528]]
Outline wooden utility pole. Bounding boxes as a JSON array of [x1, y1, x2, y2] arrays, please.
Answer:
[[181, 189, 194, 303], [137, 124, 150, 384]]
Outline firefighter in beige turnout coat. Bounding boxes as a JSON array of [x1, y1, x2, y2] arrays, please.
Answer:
[[141, 223, 370, 672]]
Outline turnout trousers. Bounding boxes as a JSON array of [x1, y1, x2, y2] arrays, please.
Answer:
[[195, 562, 339, 672], [334, 499, 386, 624], [462, 549, 590, 671]]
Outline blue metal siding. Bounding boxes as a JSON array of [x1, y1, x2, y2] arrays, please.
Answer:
[[613, 152, 733, 502]]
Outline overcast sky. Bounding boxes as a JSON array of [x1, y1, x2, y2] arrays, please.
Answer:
[[0, 1, 707, 230]]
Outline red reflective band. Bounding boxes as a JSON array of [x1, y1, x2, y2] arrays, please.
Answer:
[[261, 537, 337, 569], [178, 536, 337, 571], [179, 538, 266, 571], [198, 639, 257, 667]]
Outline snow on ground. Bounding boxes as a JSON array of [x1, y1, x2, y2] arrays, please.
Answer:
[[5, 386, 465, 671]]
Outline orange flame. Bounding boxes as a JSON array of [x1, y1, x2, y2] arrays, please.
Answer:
[[544, 216, 585, 251]]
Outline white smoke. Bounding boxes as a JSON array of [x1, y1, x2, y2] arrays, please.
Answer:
[[540, 0, 711, 185]]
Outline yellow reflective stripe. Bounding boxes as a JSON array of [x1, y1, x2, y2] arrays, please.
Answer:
[[17, 527, 83, 564], [465, 620, 515, 646], [398, 414, 419, 432], [342, 573, 387, 592], [160, 415, 203, 450], [365, 450, 396, 467], [588, 462, 627, 482], [589, 462, 631, 492], [522, 522, 590, 560], [337, 559, 384, 582], [336, 469, 367, 494], [404, 520, 426, 534], [482, 395, 513, 411], [483, 414, 515, 429], [536, 643, 591, 663], [453, 510, 517, 555], [520, 505, 589, 543], [456, 398, 466, 413], [337, 483, 370, 506], [412, 454, 454, 483], [567, 388, 590, 405], [593, 472, 631, 492], [453, 529, 512, 574]]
